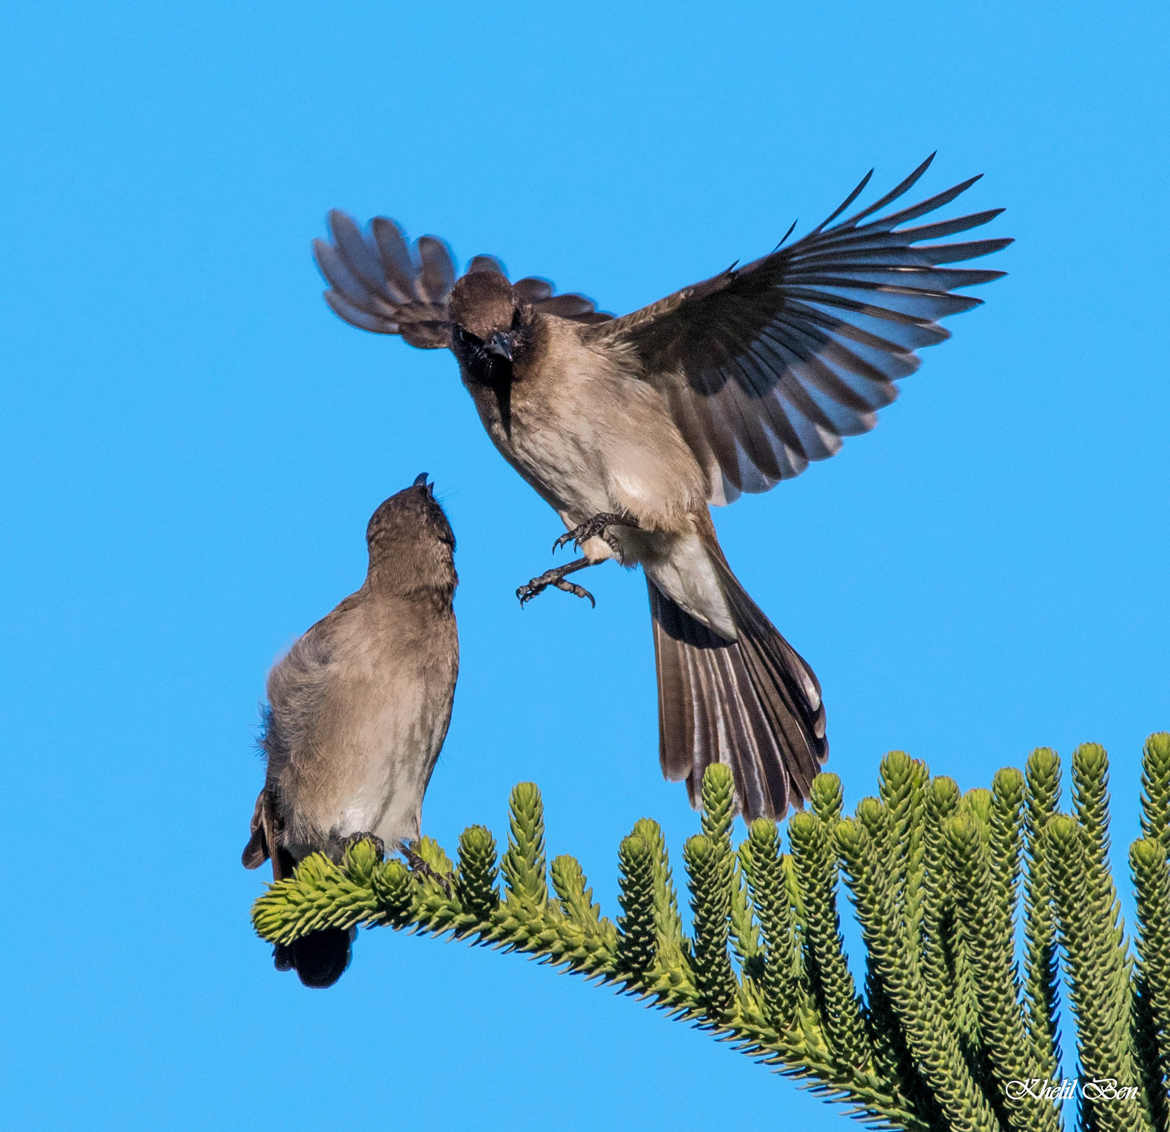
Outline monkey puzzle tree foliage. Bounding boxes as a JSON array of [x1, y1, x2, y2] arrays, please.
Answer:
[[252, 735, 1170, 1131]]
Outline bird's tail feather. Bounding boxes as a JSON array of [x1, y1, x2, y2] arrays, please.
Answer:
[[648, 557, 826, 821], [242, 789, 354, 987], [275, 929, 354, 989]]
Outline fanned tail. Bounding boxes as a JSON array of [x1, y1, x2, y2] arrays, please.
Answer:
[[648, 557, 826, 820]]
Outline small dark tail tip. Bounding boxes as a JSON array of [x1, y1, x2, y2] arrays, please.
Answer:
[[274, 928, 352, 988]]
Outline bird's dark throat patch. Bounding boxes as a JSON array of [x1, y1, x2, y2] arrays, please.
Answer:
[[466, 352, 515, 435]]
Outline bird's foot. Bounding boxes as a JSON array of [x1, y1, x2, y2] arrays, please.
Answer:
[[402, 843, 452, 896], [551, 511, 639, 556], [341, 832, 386, 859], [516, 562, 596, 609]]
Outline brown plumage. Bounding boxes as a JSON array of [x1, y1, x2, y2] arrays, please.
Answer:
[[242, 475, 458, 985], [312, 155, 1010, 820]]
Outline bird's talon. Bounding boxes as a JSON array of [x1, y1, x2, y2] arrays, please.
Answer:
[[559, 580, 596, 607], [341, 832, 386, 859], [515, 562, 596, 608], [403, 845, 452, 895], [553, 512, 638, 557]]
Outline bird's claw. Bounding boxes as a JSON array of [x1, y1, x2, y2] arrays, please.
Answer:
[[341, 832, 386, 859], [551, 511, 638, 556], [402, 844, 452, 896], [516, 569, 596, 609]]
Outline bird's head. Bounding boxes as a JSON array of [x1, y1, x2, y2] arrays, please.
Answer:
[[365, 473, 457, 596], [448, 271, 529, 366]]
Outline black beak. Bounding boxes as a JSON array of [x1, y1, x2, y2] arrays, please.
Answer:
[[413, 472, 430, 489], [485, 331, 514, 362]]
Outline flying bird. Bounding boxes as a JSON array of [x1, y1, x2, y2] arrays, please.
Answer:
[[242, 475, 459, 987], [312, 155, 1010, 821]]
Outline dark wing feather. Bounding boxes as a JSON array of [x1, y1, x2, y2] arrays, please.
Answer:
[[590, 155, 1011, 504], [241, 786, 272, 870], [315, 213, 612, 347], [314, 212, 454, 348]]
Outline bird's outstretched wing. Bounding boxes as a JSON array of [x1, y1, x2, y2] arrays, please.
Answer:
[[589, 154, 1012, 504], [314, 212, 610, 348]]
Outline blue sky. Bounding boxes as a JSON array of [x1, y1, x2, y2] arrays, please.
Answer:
[[3, 2, 1168, 1128]]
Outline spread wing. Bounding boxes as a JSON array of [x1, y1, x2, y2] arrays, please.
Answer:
[[314, 212, 611, 348], [589, 154, 1012, 504]]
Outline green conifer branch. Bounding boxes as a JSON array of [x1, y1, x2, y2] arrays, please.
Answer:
[[946, 792, 985, 1063], [1022, 747, 1063, 1082], [550, 853, 601, 927], [631, 818, 686, 952], [878, 753, 928, 919], [454, 825, 500, 919], [1046, 816, 1147, 1132], [1140, 733, 1170, 858], [616, 833, 657, 980], [789, 809, 874, 1073], [838, 815, 998, 1131], [249, 735, 1170, 1132], [854, 793, 931, 1112], [1073, 745, 1146, 1131], [684, 833, 738, 1018], [740, 818, 800, 1029], [920, 776, 961, 1007], [1133, 730, 1170, 1128], [501, 781, 548, 909], [1130, 836, 1170, 1130], [948, 790, 1054, 1132]]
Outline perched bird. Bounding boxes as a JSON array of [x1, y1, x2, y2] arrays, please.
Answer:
[[313, 155, 1009, 821], [242, 474, 458, 987]]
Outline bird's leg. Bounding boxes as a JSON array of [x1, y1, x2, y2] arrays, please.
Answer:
[[340, 832, 386, 859], [552, 511, 641, 556], [402, 842, 452, 896], [521, 512, 639, 607], [516, 557, 597, 608]]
